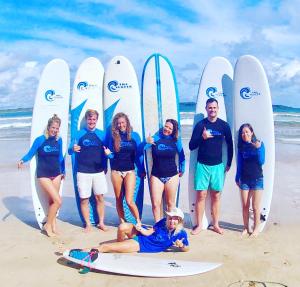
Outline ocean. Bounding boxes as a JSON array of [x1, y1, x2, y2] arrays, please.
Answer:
[[1, 104, 300, 144]]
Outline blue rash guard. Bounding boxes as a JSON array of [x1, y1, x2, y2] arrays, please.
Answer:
[[235, 141, 265, 182], [68, 128, 107, 173], [144, 131, 185, 177], [21, 135, 65, 178], [107, 131, 145, 174], [137, 218, 189, 253], [189, 118, 233, 167]]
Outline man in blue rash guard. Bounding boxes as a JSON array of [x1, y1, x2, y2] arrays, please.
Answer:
[[18, 114, 65, 237], [144, 119, 185, 222], [104, 112, 145, 227], [69, 109, 108, 232], [189, 98, 233, 235]]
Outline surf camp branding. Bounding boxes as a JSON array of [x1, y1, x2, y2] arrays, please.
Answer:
[[108, 80, 132, 93], [43, 145, 59, 153], [240, 87, 261, 99], [77, 81, 98, 91], [44, 90, 63, 102], [206, 87, 224, 98]]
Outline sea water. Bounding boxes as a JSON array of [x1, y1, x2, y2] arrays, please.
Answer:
[[1, 104, 300, 144]]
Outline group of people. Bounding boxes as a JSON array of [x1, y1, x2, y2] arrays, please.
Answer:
[[18, 97, 265, 255]]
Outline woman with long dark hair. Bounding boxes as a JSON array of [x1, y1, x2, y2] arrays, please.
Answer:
[[236, 123, 265, 237]]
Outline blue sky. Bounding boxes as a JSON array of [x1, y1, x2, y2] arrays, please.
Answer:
[[0, 0, 300, 108]]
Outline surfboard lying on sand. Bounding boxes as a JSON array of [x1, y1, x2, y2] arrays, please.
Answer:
[[70, 57, 105, 226], [188, 56, 233, 229], [233, 55, 275, 232], [103, 55, 144, 223], [141, 53, 181, 212], [30, 59, 70, 229], [63, 250, 222, 277]]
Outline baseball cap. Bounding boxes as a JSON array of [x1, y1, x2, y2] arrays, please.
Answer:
[[165, 207, 184, 220]]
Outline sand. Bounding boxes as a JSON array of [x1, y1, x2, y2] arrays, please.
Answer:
[[0, 139, 299, 287]]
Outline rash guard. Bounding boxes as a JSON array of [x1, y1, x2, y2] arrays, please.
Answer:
[[21, 135, 65, 178]]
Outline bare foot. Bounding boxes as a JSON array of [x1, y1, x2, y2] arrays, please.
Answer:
[[191, 225, 202, 235], [43, 224, 56, 237], [212, 225, 224, 235], [98, 224, 109, 232], [250, 230, 259, 238], [241, 229, 250, 237], [83, 225, 92, 233]]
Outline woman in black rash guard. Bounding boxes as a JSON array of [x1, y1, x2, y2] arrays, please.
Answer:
[[145, 119, 185, 222], [18, 114, 65, 237], [104, 112, 145, 228]]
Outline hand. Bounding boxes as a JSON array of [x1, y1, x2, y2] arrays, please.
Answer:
[[202, 127, 213, 140], [103, 146, 111, 156], [135, 222, 142, 232], [146, 133, 155, 145], [73, 144, 81, 152], [252, 140, 261, 148], [17, 160, 24, 169], [173, 238, 185, 248]]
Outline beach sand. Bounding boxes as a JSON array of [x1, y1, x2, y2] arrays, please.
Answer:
[[0, 139, 299, 287]]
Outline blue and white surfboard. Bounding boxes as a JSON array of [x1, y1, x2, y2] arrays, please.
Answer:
[[141, 54, 181, 214], [70, 57, 105, 226], [103, 56, 144, 224]]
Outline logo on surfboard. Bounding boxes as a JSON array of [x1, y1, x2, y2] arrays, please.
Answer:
[[240, 87, 260, 99], [206, 87, 224, 98], [45, 90, 63, 102], [108, 80, 132, 92], [77, 81, 98, 91]]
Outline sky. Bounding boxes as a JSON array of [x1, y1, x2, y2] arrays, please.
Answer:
[[0, 0, 300, 109]]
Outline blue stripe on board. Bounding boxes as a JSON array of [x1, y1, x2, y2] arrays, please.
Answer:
[[104, 99, 120, 127], [155, 54, 163, 129]]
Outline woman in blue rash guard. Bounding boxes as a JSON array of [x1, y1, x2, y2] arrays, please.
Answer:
[[235, 123, 265, 238], [104, 112, 145, 228], [67, 207, 189, 258], [145, 119, 185, 222], [18, 114, 65, 237]]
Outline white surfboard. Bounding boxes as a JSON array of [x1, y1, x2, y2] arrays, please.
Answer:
[[30, 59, 70, 229], [70, 57, 105, 226], [188, 57, 233, 229], [234, 55, 275, 232], [103, 56, 144, 223], [63, 250, 221, 277], [141, 54, 181, 213]]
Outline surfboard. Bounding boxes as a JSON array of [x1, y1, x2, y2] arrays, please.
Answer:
[[233, 55, 275, 232], [103, 56, 144, 224], [70, 57, 105, 226], [63, 250, 221, 277], [188, 56, 233, 229], [141, 53, 181, 214], [30, 59, 70, 229]]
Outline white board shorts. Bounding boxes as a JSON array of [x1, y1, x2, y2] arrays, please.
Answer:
[[77, 172, 108, 199]]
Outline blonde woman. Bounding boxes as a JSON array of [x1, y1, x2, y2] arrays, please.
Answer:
[[67, 207, 189, 259], [18, 114, 65, 237]]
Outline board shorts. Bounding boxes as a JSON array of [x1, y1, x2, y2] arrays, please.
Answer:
[[239, 177, 264, 191], [194, 162, 225, 192], [77, 171, 108, 198]]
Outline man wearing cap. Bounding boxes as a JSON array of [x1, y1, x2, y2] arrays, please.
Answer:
[[67, 207, 189, 259]]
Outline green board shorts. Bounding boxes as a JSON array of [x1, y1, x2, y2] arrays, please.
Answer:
[[194, 162, 225, 192]]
